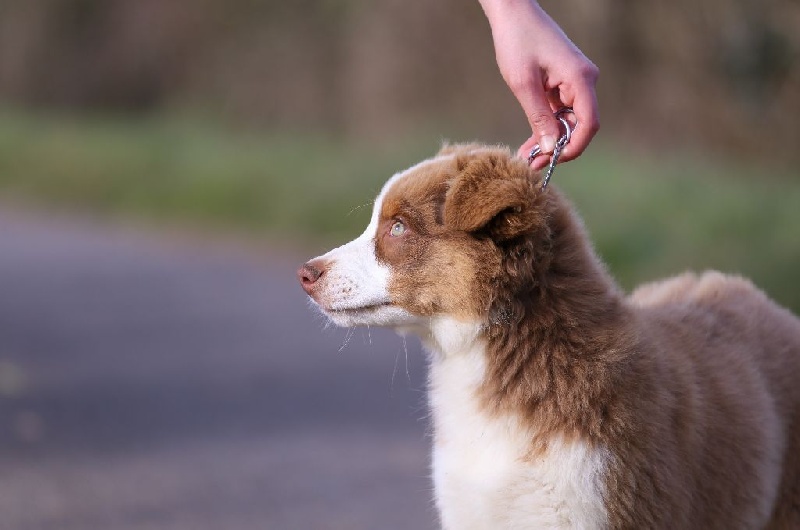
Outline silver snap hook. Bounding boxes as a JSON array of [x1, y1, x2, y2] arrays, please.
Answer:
[[527, 108, 576, 165]]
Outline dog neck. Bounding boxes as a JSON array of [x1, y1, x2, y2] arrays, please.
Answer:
[[424, 189, 631, 444], [483, 193, 630, 441]]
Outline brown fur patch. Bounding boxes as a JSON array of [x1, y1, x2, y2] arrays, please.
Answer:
[[443, 149, 545, 241], [375, 151, 499, 318]]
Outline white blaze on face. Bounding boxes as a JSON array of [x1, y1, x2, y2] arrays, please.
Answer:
[[314, 224, 390, 312], [307, 157, 448, 329]]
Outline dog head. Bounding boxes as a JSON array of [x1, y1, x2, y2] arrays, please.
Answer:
[[297, 144, 555, 347]]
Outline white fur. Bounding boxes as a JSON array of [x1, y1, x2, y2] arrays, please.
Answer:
[[429, 343, 610, 530], [306, 154, 611, 529]]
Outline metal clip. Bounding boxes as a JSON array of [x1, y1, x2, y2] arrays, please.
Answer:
[[526, 108, 576, 190]]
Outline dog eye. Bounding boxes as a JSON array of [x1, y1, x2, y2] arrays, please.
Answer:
[[390, 220, 406, 237]]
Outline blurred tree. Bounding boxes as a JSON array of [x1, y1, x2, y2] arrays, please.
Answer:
[[0, 0, 797, 162]]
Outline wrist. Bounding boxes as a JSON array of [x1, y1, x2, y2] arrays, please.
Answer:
[[478, 0, 545, 24]]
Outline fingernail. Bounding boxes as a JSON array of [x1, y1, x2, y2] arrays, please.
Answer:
[[539, 135, 556, 154]]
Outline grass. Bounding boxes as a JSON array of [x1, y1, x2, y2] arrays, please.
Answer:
[[0, 110, 428, 241], [1, 109, 799, 312]]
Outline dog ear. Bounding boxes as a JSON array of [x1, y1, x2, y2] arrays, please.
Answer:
[[444, 151, 542, 241]]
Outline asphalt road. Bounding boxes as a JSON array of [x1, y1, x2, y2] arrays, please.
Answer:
[[0, 211, 437, 530]]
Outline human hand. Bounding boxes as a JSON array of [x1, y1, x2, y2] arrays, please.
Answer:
[[479, 0, 600, 170]]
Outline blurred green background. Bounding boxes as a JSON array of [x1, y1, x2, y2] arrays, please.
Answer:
[[0, 0, 799, 310]]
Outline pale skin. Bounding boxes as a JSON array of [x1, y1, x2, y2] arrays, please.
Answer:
[[479, 0, 600, 169]]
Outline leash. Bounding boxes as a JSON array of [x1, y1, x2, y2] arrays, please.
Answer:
[[526, 107, 576, 190]]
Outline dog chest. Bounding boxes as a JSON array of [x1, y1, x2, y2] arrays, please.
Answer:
[[429, 350, 610, 529]]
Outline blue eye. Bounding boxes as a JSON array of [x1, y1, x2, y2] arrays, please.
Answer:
[[390, 220, 406, 237]]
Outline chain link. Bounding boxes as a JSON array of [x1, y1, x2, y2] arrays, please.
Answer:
[[541, 132, 569, 190]]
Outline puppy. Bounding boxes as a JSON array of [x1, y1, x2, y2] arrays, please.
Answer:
[[298, 144, 800, 529]]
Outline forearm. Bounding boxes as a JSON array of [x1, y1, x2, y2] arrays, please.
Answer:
[[478, 0, 556, 35], [479, 0, 575, 58]]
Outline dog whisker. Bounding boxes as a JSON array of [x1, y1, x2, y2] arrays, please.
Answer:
[[403, 336, 410, 383], [337, 327, 355, 353], [390, 345, 400, 394], [346, 200, 374, 218]]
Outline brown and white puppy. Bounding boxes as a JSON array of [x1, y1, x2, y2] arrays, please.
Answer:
[[297, 144, 800, 529]]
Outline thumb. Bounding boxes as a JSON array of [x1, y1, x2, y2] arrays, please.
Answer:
[[514, 76, 560, 154], [526, 102, 560, 155]]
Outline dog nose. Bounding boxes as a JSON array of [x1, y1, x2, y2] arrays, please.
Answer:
[[297, 261, 325, 294]]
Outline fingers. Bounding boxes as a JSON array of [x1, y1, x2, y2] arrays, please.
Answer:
[[558, 75, 600, 163], [513, 68, 599, 169], [518, 84, 598, 170], [510, 69, 562, 156], [517, 136, 550, 170]]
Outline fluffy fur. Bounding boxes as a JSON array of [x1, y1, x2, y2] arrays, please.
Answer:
[[298, 144, 800, 529]]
